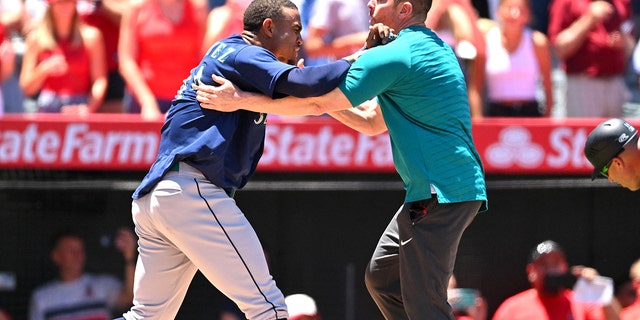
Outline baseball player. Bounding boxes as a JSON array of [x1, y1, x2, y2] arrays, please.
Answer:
[[585, 118, 640, 190], [114, 0, 374, 319]]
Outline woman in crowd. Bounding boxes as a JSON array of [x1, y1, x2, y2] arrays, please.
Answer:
[[20, 0, 107, 114], [118, 0, 207, 119], [478, 0, 553, 117]]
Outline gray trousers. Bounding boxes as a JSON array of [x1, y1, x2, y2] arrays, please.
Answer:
[[124, 163, 287, 320], [365, 198, 481, 319]]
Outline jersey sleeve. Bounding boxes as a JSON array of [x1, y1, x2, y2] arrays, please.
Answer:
[[338, 46, 409, 107], [273, 59, 351, 97], [233, 46, 296, 98]]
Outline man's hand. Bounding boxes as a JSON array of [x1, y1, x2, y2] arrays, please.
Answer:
[[572, 265, 599, 281], [588, 1, 614, 23], [241, 31, 261, 46], [364, 23, 396, 49], [114, 228, 137, 263], [194, 75, 245, 112]]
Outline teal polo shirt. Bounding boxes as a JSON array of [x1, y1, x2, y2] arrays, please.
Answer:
[[338, 25, 487, 211]]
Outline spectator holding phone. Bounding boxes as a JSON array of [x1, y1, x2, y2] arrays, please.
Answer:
[[448, 274, 487, 320], [492, 240, 620, 320]]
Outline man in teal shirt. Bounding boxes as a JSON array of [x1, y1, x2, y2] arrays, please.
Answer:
[[196, 0, 487, 318]]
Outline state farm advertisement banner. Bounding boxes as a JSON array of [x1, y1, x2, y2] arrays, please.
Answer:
[[0, 114, 160, 170], [0, 114, 633, 175]]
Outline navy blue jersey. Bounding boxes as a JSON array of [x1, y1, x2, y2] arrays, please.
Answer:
[[133, 35, 350, 199]]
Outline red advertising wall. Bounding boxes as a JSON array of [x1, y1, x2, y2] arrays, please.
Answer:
[[0, 114, 629, 174]]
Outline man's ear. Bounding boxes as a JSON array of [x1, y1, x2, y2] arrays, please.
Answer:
[[398, 1, 413, 18], [262, 18, 275, 37]]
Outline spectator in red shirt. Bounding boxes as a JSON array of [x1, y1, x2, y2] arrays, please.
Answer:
[[547, 0, 633, 117], [621, 258, 640, 320], [118, 0, 207, 120], [19, 0, 107, 114], [492, 240, 621, 320]]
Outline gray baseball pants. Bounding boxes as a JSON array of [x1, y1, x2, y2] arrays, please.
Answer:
[[122, 162, 287, 320]]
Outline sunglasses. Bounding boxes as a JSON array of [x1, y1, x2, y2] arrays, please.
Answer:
[[600, 148, 625, 178]]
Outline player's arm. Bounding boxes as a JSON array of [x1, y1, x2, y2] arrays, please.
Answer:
[[327, 98, 388, 136], [274, 59, 353, 98], [197, 76, 387, 135], [196, 76, 351, 116]]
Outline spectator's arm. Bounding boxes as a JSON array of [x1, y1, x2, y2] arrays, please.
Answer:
[[449, 3, 486, 119], [551, 1, 613, 60], [572, 265, 621, 320], [0, 38, 15, 83], [19, 34, 47, 96], [113, 228, 137, 308], [532, 30, 553, 116], [202, 6, 233, 55], [602, 300, 621, 320], [118, 0, 161, 119], [84, 26, 107, 112]]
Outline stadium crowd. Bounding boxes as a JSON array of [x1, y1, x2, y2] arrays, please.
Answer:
[[1, 0, 640, 119]]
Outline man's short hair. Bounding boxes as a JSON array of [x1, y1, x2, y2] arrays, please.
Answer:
[[244, 0, 299, 33], [50, 230, 83, 251], [395, 0, 433, 16]]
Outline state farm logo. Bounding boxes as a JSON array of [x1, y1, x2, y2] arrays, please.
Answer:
[[0, 123, 158, 166], [485, 126, 545, 168], [261, 124, 394, 169]]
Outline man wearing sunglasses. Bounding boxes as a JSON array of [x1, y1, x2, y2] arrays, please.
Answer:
[[584, 118, 640, 190]]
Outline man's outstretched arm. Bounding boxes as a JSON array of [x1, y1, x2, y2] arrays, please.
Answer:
[[196, 76, 387, 135], [195, 75, 351, 116]]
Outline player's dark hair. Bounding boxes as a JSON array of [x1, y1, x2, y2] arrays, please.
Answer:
[[243, 0, 298, 33]]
